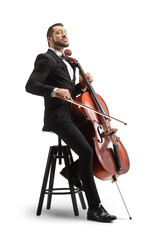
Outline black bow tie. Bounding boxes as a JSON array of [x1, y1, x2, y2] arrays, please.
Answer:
[[61, 54, 68, 61]]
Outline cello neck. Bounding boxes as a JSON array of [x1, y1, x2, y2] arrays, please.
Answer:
[[66, 52, 109, 116], [77, 62, 107, 115]]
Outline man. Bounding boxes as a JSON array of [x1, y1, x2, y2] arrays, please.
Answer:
[[25, 23, 117, 222]]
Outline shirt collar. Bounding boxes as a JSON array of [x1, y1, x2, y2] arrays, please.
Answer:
[[48, 47, 63, 57]]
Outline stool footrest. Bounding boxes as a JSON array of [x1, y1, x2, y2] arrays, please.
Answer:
[[45, 188, 82, 195]]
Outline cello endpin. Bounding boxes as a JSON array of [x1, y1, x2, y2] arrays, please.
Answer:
[[112, 176, 132, 220]]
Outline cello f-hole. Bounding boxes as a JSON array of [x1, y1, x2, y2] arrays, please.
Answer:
[[97, 126, 103, 143]]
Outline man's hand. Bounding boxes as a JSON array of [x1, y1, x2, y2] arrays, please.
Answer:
[[79, 72, 94, 88], [55, 88, 72, 101]]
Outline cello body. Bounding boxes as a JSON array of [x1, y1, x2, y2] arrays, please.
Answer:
[[64, 49, 130, 181], [72, 91, 130, 180]]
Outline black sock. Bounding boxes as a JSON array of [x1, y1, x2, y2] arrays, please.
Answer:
[[89, 203, 101, 210]]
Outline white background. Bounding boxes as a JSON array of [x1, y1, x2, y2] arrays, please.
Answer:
[[0, 0, 160, 239]]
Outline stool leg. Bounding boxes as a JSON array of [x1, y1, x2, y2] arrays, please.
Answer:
[[78, 192, 87, 209], [66, 146, 87, 210], [46, 147, 57, 209], [58, 137, 62, 165], [36, 146, 54, 216], [63, 147, 79, 216], [66, 146, 74, 165]]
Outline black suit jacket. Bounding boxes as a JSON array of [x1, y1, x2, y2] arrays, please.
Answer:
[[25, 49, 83, 131]]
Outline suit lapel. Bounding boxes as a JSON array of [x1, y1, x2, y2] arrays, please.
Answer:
[[47, 49, 72, 80]]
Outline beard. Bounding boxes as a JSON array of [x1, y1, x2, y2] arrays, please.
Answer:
[[52, 36, 69, 48]]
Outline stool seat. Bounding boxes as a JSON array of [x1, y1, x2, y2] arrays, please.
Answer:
[[36, 137, 87, 216]]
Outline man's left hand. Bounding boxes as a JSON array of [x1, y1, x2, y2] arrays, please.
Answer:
[[79, 72, 94, 88]]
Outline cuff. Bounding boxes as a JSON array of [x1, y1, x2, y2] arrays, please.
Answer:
[[51, 88, 58, 97]]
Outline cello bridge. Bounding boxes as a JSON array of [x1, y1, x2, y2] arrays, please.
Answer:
[[101, 128, 118, 137]]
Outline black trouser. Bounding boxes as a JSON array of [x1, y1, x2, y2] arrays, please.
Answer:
[[52, 122, 101, 208]]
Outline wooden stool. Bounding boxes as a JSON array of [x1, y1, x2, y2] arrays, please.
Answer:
[[36, 137, 87, 216]]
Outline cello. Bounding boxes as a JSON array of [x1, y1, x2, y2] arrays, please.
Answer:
[[64, 49, 132, 219]]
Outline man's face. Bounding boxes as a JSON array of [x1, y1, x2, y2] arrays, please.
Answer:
[[51, 25, 69, 48]]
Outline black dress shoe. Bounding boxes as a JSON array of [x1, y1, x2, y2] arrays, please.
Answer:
[[60, 166, 83, 190], [87, 204, 117, 222]]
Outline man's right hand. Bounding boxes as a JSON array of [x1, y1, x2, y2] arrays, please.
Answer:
[[55, 88, 72, 101]]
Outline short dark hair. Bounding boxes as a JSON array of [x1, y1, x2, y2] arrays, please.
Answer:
[[47, 23, 64, 47], [47, 23, 64, 38]]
